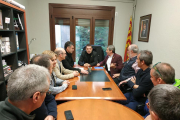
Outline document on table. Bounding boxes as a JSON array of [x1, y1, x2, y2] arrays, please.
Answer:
[[94, 67, 104, 69]]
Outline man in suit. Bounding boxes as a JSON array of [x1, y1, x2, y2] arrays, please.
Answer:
[[62, 41, 88, 74], [119, 50, 153, 111], [0, 65, 50, 120], [97, 45, 123, 78], [54, 48, 79, 80], [113, 44, 140, 85], [141, 22, 147, 37], [78, 44, 98, 67], [145, 84, 180, 120]]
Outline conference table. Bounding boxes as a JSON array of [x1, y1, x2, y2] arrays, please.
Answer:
[[56, 99, 144, 120], [55, 65, 126, 101]]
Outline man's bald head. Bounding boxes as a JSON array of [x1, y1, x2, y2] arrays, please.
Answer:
[[54, 48, 66, 61], [54, 48, 65, 55], [127, 44, 139, 58], [129, 44, 139, 53]]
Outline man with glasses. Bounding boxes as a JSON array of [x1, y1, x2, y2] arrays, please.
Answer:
[[97, 45, 123, 78], [145, 84, 180, 120], [119, 50, 153, 111], [112, 44, 140, 85], [144, 62, 179, 118], [54, 47, 79, 80], [0, 65, 50, 120]]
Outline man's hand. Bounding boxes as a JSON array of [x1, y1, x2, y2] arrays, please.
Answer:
[[81, 69, 89, 74], [131, 76, 136, 84], [84, 63, 90, 67], [44, 115, 55, 120], [97, 63, 100, 66], [118, 80, 127, 87], [110, 63, 116, 68], [73, 71, 79, 77], [63, 80, 70, 85], [112, 73, 120, 78]]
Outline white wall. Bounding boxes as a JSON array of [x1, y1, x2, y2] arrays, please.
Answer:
[[133, 0, 180, 78], [25, 0, 133, 57]]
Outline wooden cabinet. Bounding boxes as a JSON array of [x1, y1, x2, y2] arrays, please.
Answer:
[[0, 0, 29, 101]]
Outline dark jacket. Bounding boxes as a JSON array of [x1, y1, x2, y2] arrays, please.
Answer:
[[78, 50, 98, 66], [118, 56, 137, 82], [62, 51, 81, 73], [30, 94, 57, 120], [127, 68, 153, 103], [99, 53, 123, 76], [0, 98, 35, 120]]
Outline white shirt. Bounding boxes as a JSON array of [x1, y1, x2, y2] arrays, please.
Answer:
[[106, 54, 114, 71]]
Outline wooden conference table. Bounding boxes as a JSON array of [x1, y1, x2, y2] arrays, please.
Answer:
[[57, 99, 144, 120], [55, 66, 126, 101]]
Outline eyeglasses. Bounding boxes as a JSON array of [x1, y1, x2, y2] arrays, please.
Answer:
[[61, 53, 66, 55], [30, 91, 51, 98], [153, 62, 162, 77], [146, 102, 150, 109]]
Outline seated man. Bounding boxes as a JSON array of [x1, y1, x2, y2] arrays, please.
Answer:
[[78, 44, 98, 67], [113, 44, 140, 85], [0, 65, 50, 120], [30, 54, 57, 120], [145, 84, 180, 120], [97, 45, 123, 80], [143, 62, 177, 118], [119, 50, 154, 110], [62, 41, 88, 74], [54, 48, 79, 80]]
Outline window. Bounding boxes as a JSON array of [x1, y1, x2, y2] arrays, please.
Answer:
[[49, 4, 115, 60]]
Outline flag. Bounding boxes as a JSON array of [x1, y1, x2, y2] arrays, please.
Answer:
[[124, 17, 132, 62]]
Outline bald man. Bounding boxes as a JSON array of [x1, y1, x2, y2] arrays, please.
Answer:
[[113, 44, 140, 85], [54, 48, 79, 80]]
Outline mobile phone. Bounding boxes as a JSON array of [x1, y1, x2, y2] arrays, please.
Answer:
[[72, 85, 77, 90], [102, 87, 112, 91], [64, 110, 74, 120]]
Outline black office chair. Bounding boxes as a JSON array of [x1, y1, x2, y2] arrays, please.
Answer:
[[83, 45, 105, 63]]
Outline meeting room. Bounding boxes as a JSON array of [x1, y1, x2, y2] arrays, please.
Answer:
[[0, 0, 180, 120]]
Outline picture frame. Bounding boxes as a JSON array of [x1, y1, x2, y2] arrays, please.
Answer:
[[138, 14, 152, 42]]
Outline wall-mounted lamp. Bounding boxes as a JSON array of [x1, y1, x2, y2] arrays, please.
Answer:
[[29, 38, 36, 46]]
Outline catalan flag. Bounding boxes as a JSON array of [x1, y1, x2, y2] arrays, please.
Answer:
[[124, 17, 132, 62]]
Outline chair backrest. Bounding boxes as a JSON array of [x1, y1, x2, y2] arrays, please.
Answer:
[[83, 45, 105, 62]]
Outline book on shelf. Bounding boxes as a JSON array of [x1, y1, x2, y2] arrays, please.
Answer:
[[0, 37, 11, 54], [0, 9, 3, 29], [15, 32, 19, 50], [17, 14, 23, 30]]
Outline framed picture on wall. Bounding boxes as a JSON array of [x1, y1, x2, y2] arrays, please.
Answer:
[[138, 14, 152, 42]]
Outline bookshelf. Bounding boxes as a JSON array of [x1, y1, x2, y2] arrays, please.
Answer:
[[0, 0, 29, 101]]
